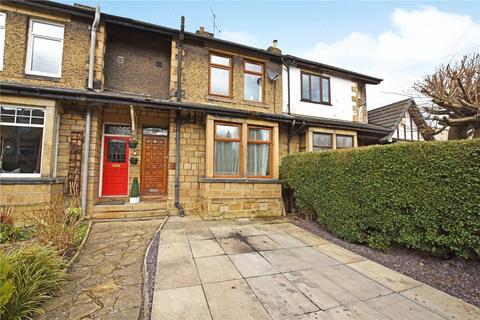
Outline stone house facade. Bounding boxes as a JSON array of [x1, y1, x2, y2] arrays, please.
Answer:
[[0, 1, 390, 220]]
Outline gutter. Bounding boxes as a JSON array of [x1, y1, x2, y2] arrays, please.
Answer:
[[174, 17, 185, 217], [81, 4, 100, 217]]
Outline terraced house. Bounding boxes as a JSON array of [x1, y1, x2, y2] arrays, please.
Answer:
[[0, 0, 390, 220]]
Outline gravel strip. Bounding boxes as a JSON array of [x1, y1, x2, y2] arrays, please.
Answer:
[[142, 225, 162, 320], [292, 217, 480, 307]]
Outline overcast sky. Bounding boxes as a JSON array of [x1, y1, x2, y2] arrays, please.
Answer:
[[60, 0, 480, 108]]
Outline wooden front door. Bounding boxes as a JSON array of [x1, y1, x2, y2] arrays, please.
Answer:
[[141, 134, 168, 195], [101, 136, 129, 196]]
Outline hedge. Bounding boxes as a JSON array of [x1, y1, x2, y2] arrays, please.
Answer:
[[280, 139, 480, 259]]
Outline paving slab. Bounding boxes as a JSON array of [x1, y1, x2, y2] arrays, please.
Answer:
[[325, 306, 361, 320], [260, 249, 311, 272], [365, 293, 445, 320], [277, 223, 309, 233], [319, 265, 392, 300], [229, 252, 278, 278], [187, 228, 214, 241], [348, 260, 421, 292], [218, 237, 253, 254], [247, 274, 319, 319], [344, 301, 391, 320], [400, 284, 480, 320], [210, 226, 236, 239], [160, 229, 188, 243], [268, 233, 308, 248], [313, 244, 366, 264], [246, 235, 282, 251], [196, 255, 242, 284], [255, 223, 286, 235], [233, 225, 264, 237], [295, 311, 332, 320], [285, 269, 354, 308], [157, 241, 192, 261], [289, 246, 339, 268], [152, 285, 211, 320], [289, 231, 331, 246], [190, 239, 225, 258], [155, 257, 200, 290], [203, 279, 272, 320]]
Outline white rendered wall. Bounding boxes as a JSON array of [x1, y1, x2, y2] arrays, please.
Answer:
[[283, 66, 354, 121]]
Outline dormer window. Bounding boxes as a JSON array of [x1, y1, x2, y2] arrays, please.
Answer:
[[25, 19, 64, 78], [301, 72, 331, 105]]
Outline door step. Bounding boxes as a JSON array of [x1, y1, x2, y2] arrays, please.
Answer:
[[92, 201, 169, 219]]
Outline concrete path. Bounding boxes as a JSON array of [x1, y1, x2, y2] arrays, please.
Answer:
[[39, 219, 164, 320], [152, 217, 480, 320]]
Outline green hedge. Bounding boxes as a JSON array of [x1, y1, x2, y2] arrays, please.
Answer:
[[280, 139, 480, 259]]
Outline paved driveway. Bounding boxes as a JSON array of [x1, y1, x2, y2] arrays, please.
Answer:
[[152, 217, 480, 320]]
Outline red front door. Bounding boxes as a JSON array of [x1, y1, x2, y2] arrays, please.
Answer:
[[102, 136, 129, 196]]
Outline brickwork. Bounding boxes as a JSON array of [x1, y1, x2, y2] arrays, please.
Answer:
[[352, 82, 368, 124], [0, 5, 90, 89]]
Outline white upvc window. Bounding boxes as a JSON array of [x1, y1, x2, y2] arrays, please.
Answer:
[[0, 12, 6, 70], [25, 19, 64, 77], [0, 105, 45, 178]]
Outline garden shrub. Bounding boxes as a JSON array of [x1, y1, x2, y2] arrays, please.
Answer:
[[280, 139, 480, 258], [0, 243, 65, 319]]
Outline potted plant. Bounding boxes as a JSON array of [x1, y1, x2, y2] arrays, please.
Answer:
[[128, 140, 138, 149], [130, 178, 140, 204], [130, 156, 139, 165]]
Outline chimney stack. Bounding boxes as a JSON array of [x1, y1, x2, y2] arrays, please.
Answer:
[[267, 40, 282, 55], [196, 26, 214, 37]]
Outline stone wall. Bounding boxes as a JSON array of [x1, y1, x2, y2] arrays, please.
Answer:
[[198, 182, 283, 219], [177, 40, 283, 114], [0, 3, 90, 89]]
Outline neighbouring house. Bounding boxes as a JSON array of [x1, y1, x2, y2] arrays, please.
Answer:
[[0, 0, 390, 220], [368, 98, 434, 143]]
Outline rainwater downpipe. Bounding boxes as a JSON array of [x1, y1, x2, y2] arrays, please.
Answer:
[[81, 5, 100, 216], [282, 57, 292, 153], [175, 16, 185, 217]]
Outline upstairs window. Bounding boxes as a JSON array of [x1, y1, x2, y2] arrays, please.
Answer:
[[0, 12, 5, 70], [26, 19, 64, 77], [209, 53, 232, 97], [301, 72, 331, 104], [0, 106, 45, 177], [244, 61, 264, 102], [313, 133, 333, 151]]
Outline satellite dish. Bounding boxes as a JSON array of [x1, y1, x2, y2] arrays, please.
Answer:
[[267, 70, 279, 81]]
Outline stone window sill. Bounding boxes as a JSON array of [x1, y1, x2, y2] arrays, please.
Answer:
[[199, 177, 280, 184], [207, 95, 235, 104], [0, 177, 65, 185]]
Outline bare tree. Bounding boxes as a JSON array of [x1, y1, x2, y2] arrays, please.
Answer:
[[414, 53, 480, 140]]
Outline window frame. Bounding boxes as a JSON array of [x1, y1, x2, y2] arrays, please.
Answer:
[[25, 18, 65, 78], [300, 71, 331, 105], [208, 53, 233, 98], [213, 122, 242, 178], [0, 105, 46, 178], [243, 60, 265, 103], [0, 12, 6, 71], [312, 132, 333, 151], [335, 134, 354, 149], [247, 126, 272, 178]]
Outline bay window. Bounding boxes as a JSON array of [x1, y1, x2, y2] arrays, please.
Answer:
[[247, 127, 271, 177], [214, 123, 241, 176], [244, 61, 264, 102], [0, 105, 45, 177], [26, 19, 65, 77], [209, 53, 232, 97], [211, 120, 276, 179], [301, 72, 331, 104]]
